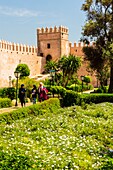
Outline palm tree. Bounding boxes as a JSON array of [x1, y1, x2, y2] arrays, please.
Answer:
[[58, 55, 81, 87], [44, 60, 58, 73]]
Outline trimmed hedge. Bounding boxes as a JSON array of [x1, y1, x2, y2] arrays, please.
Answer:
[[62, 90, 113, 107], [0, 98, 12, 109], [62, 90, 81, 106], [80, 93, 113, 104], [0, 98, 60, 124]]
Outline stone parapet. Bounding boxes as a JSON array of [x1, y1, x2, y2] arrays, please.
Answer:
[[0, 40, 37, 54], [37, 26, 68, 34], [69, 42, 94, 48]]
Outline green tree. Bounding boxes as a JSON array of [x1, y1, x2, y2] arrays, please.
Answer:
[[58, 55, 81, 87], [83, 46, 109, 86], [44, 60, 58, 73], [81, 0, 113, 92], [15, 64, 30, 79]]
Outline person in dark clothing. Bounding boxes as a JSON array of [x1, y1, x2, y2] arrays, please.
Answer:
[[18, 84, 26, 107], [31, 85, 37, 104]]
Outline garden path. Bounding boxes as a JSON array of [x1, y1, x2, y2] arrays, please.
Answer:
[[0, 89, 95, 114], [0, 102, 32, 114]]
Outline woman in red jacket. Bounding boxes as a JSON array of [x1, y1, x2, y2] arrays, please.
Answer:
[[38, 82, 48, 102]]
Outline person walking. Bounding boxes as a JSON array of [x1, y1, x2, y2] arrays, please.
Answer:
[[18, 84, 26, 107], [38, 82, 48, 102], [31, 85, 37, 104]]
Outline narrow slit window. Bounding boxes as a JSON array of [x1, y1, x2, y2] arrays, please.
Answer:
[[47, 43, 50, 49]]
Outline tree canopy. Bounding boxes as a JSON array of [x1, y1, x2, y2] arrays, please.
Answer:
[[81, 0, 113, 92], [44, 60, 58, 73], [58, 55, 81, 87], [15, 64, 30, 79], [45, 55, 81, 87]]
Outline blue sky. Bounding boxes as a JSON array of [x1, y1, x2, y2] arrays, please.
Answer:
[[0, 0, 86, 46]]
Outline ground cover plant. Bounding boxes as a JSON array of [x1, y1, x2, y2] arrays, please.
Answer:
[[0, 102, 113, 169]]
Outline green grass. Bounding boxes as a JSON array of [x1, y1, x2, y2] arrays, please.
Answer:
[[0, 102, 113, 169]]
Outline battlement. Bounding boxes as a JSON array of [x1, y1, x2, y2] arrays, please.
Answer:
[[37, 26, 68, 34], [0, 40, 37, 54], [69, 42, 95, 48]]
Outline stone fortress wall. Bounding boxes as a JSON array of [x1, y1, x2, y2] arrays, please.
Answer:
[[0, 25, 97, 87], [0, 40, 42, 87]]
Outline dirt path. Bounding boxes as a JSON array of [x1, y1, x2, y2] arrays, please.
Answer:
[[0, 102, 32, 114]]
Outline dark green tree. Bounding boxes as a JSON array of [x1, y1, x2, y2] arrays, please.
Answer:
[[81, 0, 113, 92], [15, 64, 30, 79], [83, 46, 110, 86]]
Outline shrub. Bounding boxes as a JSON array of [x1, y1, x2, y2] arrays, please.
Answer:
[[0, 98, 12, 108], [0, 98, 60, 124], [93, 86, 108, 93], [66, 84, 93, 92], [83, 75, 91, 84], [50, 86, 66, 96], [81, 93, 113, 104], [62, 90, 81, 106], [0, 87, 15, 100], [62, 90, 113, 107], [66, 84, 81, 92], [45, 85, 66, 97]]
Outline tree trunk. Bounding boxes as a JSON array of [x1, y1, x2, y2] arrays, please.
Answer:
[[108, 60, 113, 93], [108, 1, 113, 93], [103, 79, 108, 86]]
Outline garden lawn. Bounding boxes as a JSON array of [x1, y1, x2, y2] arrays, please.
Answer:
[[0, 102, 113, 169]]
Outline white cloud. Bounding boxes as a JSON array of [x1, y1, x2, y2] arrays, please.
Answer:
[[0, 6, 41, 17]]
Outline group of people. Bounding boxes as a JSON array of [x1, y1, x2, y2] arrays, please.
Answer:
[[18, 82, 48, 107]]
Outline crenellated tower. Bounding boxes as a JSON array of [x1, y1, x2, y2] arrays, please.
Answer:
[[0, 25, 98, 87], [37, 26, 69, 63]]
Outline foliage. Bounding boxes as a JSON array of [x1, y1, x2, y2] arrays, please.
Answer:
[[68, 75, 81, 86], [44, 60, 58, 73], [0, 98, 60, 124], [93, 86, 108, 93], [62, 90, 81, 106], [66, 83, 93, 92], [0, 150, 34, 169], [83, 46, 110, 86], [62, 90, 113, 107], [83, 75, 91, 84], [100, 157, 113, 170], [17, 77, 41, 99], [44, 55, 81, 87], [0, 98, 12, 108], [54, 72, 63, 86], [15, 64, 30, 79], [51, 86, 66, 97], [1, 103, 113, 169], [58, 54, 81, 87], [0, 87, 15, 100], [81, 0, 113, 92]]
